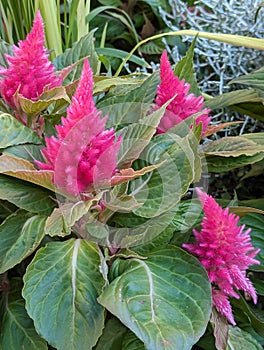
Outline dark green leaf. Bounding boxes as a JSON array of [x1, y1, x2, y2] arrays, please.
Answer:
[[239, 213, 264, 271], [0, 298, 47, 349], [22, 239, 105, 350], [0, 39, 13, 68], [0, 210, 46, 273], [94, 317, 129, 350], [227, 326, 262, 350], [0, 174, 56, 215], [98, 246, 211, 350]]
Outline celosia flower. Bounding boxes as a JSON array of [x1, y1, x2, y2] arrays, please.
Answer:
[[154, 50, 211, 135], [183, 188, 260, 325], [35, 59, 121, 196], [0, 10, 61, 109]]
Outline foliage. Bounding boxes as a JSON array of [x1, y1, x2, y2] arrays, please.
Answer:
[[0, 2, 264, 350]]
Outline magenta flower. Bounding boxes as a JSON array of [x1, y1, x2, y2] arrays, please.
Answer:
[[183, 188, 260, 325], [0, 10, 61, 109], [35, 59, 121, 196], [154, 50, 211, 135]]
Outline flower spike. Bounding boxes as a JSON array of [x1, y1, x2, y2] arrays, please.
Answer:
[[183, 188, 260, 325], [155, 50, 211, 135], [36, 59, 121, 196], [0, 10, 62, 108]]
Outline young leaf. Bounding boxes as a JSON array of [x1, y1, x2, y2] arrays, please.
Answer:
[[22, 239, 105, 350], [0, 210, 46, 273], [98, 246, 212, 350]]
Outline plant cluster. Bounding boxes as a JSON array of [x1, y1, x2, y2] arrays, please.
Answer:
[[0, 4, 264, 350]]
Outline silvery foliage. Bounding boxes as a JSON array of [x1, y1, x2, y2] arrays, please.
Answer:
[[159, 0, 264, 96], [157, 0, 264, 132]]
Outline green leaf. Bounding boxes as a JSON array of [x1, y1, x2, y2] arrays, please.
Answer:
[[96, 48, 148, 68], [98, 246, 212, 350], [0, 154, 54, 191], [230, 68, 264, 92], [227, 327, 263, 350], [239, 213, 264, 271], [108, 209, 176, 249], [202, 136, 264, 157], [121, 331, 145, 350], [97, 72, 159, 129], [0, 210, 46, 273], [116, 104, 168, 168], [130, 132, 200, 218], [94, 317, 129, 350], [0, 39, 13, 68], [0, 113, 41, 148], [0, 174, 56, 215], [232, 293, 264, 338], [140, 0, 171, 16], [22, 239, 105, 350], [204, 89, 262, 111], [205, 153, 264, 173], [45, 197, 102, 237], [17, 86, 71, 116], [174, 37, 200, 95], [3, 144, 44, 164], [0, 298, 47, 349], [53, 31, 99, 83]]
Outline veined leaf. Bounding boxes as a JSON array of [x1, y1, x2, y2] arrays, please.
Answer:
[[0, 174, 56, 215], [0, 297, 47, 349], [239, 213, 264, 271], [45, 196, 103, 237], [3, 144, 44, 164], [0, 154, 54, 191], [53, 31, 99, 83], [116, 103, 169, 168], [205, 153, 264, 173], [230, 68, 264, 91], [174, 37, 200, 95], [17, 86, 71, 116], [227, 327, 262, 350], [98, 246, 211, 350], [97, 72, 159, 129], [202, 136, 264, 157], [130, 132, 200, 218], [0, 112, 41, 148], [0, 210, 46, 273], [22, 239, 105, 350], [204, 89, 262, 111]]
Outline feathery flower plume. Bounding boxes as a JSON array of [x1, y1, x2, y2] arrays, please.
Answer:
[[183, 188, 260, 325], [154, 50, 211, 135], [0, 10, 61, 109], [35, 59, 121, 196]]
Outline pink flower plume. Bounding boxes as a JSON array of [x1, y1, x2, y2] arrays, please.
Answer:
[[36, 59, 121, 196], [0, 10, 61, 108], [155, 50, 211, 135], [183, 188, 260, 325]]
